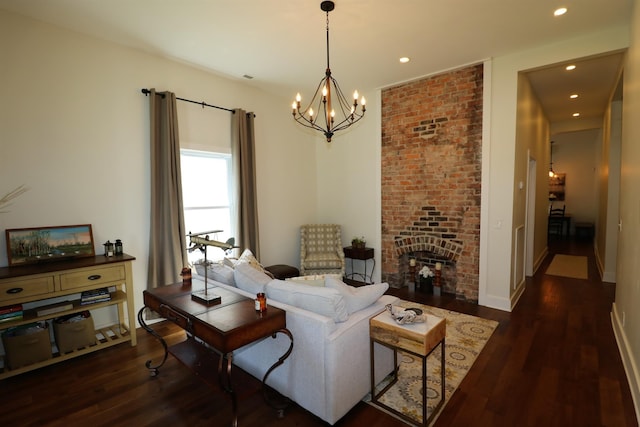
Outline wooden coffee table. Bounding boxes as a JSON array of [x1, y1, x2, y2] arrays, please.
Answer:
[[370, 305, 446, 426], [139, 282, 293, 427]]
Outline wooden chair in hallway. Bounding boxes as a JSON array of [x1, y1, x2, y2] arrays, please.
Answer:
[[548, 204, 566, 238]]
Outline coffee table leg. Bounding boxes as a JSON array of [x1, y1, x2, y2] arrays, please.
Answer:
[[218, 352, 237, 427], [137, 306, 168, 376], [262, 328, 294, 417]]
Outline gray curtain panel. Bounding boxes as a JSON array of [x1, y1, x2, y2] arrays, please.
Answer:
[[147, 89, 188, 289], [231, 109, 260, 259]]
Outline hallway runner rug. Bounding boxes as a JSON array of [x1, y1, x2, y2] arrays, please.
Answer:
[[545, 254, 588, 279], [365, 301, 498, 425]]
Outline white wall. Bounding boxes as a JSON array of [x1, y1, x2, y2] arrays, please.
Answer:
[[0, 10, 316, 324], [513, 73, 549, 292], [613, 0, 640, 415], [314, 91, 383, 281], [551, 129, 599, 229]]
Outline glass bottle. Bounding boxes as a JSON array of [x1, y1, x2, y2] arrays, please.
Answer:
[[115, 239, 123, 255], [255, 292, 267, 313]]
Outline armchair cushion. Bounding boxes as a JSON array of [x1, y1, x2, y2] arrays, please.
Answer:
[[303, 253, 344, 270]]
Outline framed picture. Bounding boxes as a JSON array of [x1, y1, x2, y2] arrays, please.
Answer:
[[549, 173, 566, 201], [5, 224, 95, 266]]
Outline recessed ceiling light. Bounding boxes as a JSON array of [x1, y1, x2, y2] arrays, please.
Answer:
[[570, 94, 579, 99], [554, 7, 568, 17], [399, 57, 410, 64], [565, 64, 576, 71], [573, 112, 580, 117]]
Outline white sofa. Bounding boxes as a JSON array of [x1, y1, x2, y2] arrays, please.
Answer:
[[192, 261, 398, 425]]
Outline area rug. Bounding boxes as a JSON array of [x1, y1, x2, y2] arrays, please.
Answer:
[[365, 301, 498, 425], [545, 254, 588, 279]]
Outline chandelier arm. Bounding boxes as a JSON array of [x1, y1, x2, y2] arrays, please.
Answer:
[[296, 78, 327, 116], [330, 77, 357, 115], [294, 115, 327, 132], [331, 113, 365, 133]]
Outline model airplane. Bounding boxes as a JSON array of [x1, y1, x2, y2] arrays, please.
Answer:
[[186, 230, 238, 305]]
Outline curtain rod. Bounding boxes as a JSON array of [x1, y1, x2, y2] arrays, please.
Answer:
[[141, 88, 234, 113]]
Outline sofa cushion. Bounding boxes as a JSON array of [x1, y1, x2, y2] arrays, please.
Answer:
[[267, 279, 349, 323], [194, 261, 236, 286], [234, 262, 272, 294], [285, 274, 342, 287], [324, 276, 389, 315]]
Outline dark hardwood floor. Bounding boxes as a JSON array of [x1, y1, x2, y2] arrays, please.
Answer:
[[0, 238, 636, 426]]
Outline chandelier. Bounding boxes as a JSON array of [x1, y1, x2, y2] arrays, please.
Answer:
[[291, 1, 365, 143]]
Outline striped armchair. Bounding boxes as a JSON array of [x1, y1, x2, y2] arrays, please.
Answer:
[[300, 224, 345, 276]]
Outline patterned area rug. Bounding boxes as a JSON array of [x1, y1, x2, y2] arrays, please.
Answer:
[[365, 301, 498, 425]]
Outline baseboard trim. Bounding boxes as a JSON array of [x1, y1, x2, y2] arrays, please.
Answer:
[[479, 294, 512, 312], [534, 247, 548, 275], [611, 303, 640, 422], [510, 280, 525, 310]]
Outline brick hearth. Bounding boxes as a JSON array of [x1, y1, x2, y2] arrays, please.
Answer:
[[381, 64, 483, 302]]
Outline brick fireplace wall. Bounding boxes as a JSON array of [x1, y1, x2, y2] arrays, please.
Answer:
[[381, 64, 483, 302]]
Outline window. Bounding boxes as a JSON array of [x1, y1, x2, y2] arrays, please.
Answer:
[[180, 149, 233, 264]]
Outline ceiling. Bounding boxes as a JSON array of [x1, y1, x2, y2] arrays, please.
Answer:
[[0, 0, 630, 132]]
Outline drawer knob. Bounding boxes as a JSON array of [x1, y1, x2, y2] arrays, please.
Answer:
[[7, 287, 23, 294], [87, 274, 102, 280]]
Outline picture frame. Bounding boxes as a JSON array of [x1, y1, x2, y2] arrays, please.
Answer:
[[549, 173, 566, 201], [5, 224, 95, 266]]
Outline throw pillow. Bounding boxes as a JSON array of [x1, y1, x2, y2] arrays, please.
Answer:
[[222, 257, 238, 268], [234, 262, 272, 294], [324, 276, 389, 315], [194, 261, 235, 286], [267, 279, 349, 323], [235, 249, 275, 278]]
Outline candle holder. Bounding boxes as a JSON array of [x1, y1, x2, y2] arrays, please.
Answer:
[[408, 263, 417, 292], [103, 240, 114, 257]]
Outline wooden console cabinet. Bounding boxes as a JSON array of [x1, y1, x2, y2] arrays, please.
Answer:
[[0, 254, 136, 379]]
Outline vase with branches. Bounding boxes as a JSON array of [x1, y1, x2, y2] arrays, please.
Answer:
[[0, 185, 28, 213]]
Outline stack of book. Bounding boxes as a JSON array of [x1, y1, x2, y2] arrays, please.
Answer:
[[80, 288, 111, 305], [0, 304, 23, 323]]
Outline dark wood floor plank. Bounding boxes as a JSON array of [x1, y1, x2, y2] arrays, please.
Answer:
[[0, 238, 636, 426]]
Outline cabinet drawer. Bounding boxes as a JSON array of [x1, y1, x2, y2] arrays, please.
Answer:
[[60, 265, 125, 291], [0, 276, 55, 303], [156, 304, 190, 330]]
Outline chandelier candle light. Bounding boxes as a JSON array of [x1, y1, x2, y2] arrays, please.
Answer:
[[292, 1, 366, 143]]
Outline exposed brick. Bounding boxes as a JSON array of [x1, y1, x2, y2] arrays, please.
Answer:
[[381, 64, 483, 302]]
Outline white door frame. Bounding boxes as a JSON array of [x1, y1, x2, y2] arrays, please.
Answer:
[[525, 153, 537, 276]]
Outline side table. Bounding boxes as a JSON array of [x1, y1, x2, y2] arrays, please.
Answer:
[[343, 246, 375, 284], [370, 306, 446, 427]]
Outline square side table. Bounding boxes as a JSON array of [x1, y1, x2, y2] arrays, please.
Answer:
[[370, 308, 446, 426]]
